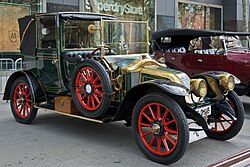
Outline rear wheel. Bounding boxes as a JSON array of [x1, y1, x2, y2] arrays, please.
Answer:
[[205, 91, 245, 140], [10, 77, 38, 124], [132, 94, 189, 165]]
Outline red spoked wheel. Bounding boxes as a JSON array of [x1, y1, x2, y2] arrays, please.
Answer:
[[210, 99, 236, 133], [133, 94, 189, 165], [10, 77, 38, 124], [205, 91, 245, 140], [72, 59, 112, 118], [13, 83, 32, 118], [75, 67, 103, 111], [138, 103, 178, 155]]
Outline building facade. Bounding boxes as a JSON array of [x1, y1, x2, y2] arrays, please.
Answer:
[[0, 0, 248, 58], [0, 0, 155, 58], [156, 0, 249, 31]]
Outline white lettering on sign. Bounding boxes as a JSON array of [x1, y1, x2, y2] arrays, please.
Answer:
[[85, 0, 143, 15]]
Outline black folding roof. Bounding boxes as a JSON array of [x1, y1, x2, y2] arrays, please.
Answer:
[[152, 28, 250, 40], [18, 12, 115, 56]]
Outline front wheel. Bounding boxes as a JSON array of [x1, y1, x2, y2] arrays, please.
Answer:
[[10, 77, 38, 124], [132, 94, 189, 165], [205, 91, 245, 140]]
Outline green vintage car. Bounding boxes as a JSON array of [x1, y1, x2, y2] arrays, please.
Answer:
[[3, 12, 245, 165]]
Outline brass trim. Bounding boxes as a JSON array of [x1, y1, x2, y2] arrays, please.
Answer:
[[20, 18, 35, 45], [122, 59, 166, 73], [141, 68, 182, 84], [205, 76, 223, 100]]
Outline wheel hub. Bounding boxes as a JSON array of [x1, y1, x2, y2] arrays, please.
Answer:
[[17, 96, 26, 104], [151, 123, 161, 135], [86, 84, 92, 94]]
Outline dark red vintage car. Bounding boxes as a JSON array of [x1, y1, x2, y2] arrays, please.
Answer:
[[152, 29, 250, 96]]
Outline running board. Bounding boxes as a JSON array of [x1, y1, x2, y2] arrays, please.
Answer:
[[34, 106, 104, 124]]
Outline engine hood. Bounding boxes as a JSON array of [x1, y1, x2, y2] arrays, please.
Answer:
[[116, 59, 191, 89]]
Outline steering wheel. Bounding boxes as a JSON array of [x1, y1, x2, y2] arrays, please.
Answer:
[[88, 45, 111, 59]]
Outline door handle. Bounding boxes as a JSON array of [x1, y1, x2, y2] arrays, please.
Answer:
[[197, 59, 203, 62], [52, 59, 58, 64]]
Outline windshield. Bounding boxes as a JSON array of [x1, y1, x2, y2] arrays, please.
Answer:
[[102, 20, 149, 55], [224, 35, 249, 50], [63, 19, 101, 49]]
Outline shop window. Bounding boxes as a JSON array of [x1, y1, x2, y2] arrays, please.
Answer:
[[46, 0, 79, 12], [178, 2, 222, 30]]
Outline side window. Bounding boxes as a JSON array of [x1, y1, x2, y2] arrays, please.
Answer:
[[38, 16, 56, 49]]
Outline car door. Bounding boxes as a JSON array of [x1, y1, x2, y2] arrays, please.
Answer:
[[188, 51, 226, 76], [36, 15, 62, 92]]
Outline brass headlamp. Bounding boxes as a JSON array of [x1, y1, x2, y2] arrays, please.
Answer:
[[219, 74, 235, 91], [190, 79, 208, 97]]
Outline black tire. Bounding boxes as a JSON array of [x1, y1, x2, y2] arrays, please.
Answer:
[[72, 59, 112, 118], [132, 94, 189, 165], [10, 77, 38, 124], [205, 91, 245, 140]]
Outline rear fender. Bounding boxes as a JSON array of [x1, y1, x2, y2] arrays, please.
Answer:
[[3, 71, 46, 103], [113, 80, 189, 121]]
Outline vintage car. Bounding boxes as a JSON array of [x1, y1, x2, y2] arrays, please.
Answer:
[[152, 28, 250, 97], [3, 13, 245, 165]]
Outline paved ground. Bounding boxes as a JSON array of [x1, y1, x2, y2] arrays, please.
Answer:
[[0, 95, 249, 167]]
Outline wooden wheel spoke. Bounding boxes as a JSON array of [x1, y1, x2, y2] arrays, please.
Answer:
[[77, 88, 85, 93], [162, 138, 170, 152], [157, 138, 162, 153], [93, 94, 100, 104], [80, 73, 87, 82], [94, 89, 103, 96], [81, 94, 87, 101], [142, 113, 153, 122], [164, 127, 178, 134], [142, 131, 152, 137], [26, 102, 31, 108], [157, 105, 161, 120], [26, 99, 32, 103], [221, 115, 233, 125], [149, 136, 156, 146], [148, 106, 156, 120], [219, 118, 226, 130], [165, 133, 176, 146], [26, 93, 31, 98], [164, 120, 175, 126], [87, 96, 90, 106], [93, 76, 99, 84], [21, 105, 25, 116], [91, 96, 95, 108], [86, 69, 91, 81], [162, 109, 169, 123], [139, 123, 151, 127], [94, 84, 102, 88]]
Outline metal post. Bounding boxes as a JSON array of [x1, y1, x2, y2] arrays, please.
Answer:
[[242, 0, 248, 32]]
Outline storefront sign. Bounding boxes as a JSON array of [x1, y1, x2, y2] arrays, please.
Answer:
[[85, 0, 143, 15]]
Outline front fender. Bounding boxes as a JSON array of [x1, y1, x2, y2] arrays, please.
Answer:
[[3, 71, 46, 103], [113, 79, 189, 121]]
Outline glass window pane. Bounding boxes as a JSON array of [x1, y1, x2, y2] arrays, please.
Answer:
[[47, 0, 79, 12]]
